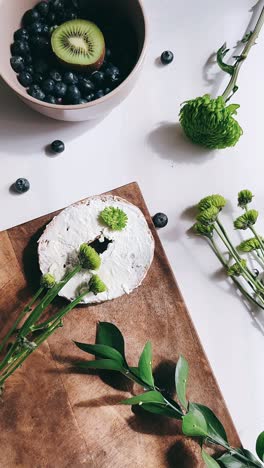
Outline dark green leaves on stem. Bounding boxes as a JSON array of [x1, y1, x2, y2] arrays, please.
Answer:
[[182, 403, 227, 445], [74, 342, 125, 366], [138, 341, 154, 387], [175, 355, 189, 410], [202, 449, 220, 467], [97, 322, 126, 359], [217, 448, 263, 467], [76, 359, 124, 372], [217, 43, 235, 76], [256, 432, 264, 462], [121, 390, 166, 406]]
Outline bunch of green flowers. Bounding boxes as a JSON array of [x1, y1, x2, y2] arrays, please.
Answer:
[[193, 190, 264, 310]]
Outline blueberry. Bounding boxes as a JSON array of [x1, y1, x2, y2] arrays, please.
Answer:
[[14, 178, 30, 194], [24, 65, 34, 75], [94, 90, 104, 99], [78, 78, 95, 94], [44, 95, 57, 104], [66, 85, 81, 103], [63, 71, 78, 84], [31, 36, 50, 54], [33, 72, 44, 85], [24, 54, 33, 65], [22, 9, 40, 26], [104, 87, 111, 94], [47, 11, 56, 25], [152, 213, 168, 228], [49, 70, 62, 82], [28, 84, 45, 101], [85, 93, 95, 102], [51, 0, 65, 11], [10, 56, 25, 73], [42, 78, 55, 93], [54, 82, 67, 97], [36, 1, 50, 16], [28, 22, 45, 35], [18, 71, 33, 87], [160, 50, 174, 65], [42, 24, 50, 35], [34, 59, 48, 74], [64, 10, 77, 20], [51, 140, 65, 153], [105, 65, 120, 77], [92, 71, 105, 85], [11, 41, 29, 57], [79, 99, 88, 104], [55, 10, 66, 24], [14, 28, 29, 42]]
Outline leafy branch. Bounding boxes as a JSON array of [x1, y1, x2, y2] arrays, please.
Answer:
[[74, 322, 264, 467]]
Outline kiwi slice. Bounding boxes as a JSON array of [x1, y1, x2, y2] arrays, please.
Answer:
[[51, 19, 105, 71]]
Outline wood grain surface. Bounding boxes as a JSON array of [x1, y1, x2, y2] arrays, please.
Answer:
[[0, 182, 240, 468]]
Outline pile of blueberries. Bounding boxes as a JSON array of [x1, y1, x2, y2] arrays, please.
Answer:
[[10, 0, 123, 105]]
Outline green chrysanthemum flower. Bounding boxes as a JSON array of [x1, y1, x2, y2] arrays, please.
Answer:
[[198, 194, 226, 211], [41, 273, 56, 289], [237, 237, 263, 252], [238, 189, 253, 208], [79, 244, 101, 270], [89, 275, 107, 294], [196, 206, 219, 225], [193, 222, 214, 238], [179, 94, 243, 149], [234, 210, 258, 230], [99, 207, 128, 231], [227, 259, 247, 277]]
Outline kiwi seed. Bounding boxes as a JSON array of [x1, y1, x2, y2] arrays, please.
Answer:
[[51, 19, 105, 71]]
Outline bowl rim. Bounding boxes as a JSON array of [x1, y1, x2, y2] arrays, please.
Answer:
[[2, 0, 148, 111]]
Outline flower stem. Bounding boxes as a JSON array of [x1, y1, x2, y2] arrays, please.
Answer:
[[222, 7, 264, 101]]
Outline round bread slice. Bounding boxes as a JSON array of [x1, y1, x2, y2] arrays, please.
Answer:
[[38, 195, 155, 304]]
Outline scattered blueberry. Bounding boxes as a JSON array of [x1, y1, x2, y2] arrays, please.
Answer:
[[92, 71, 105, 85], [49, 70, 62, 82], [54, 82, 67, 97], [42, 78, 55, 93], [14, 28, 29, 42], [14, 178, 30, 194], [24, 65, 34, 75], [18, 71, 33, 87], [64, 10, 77, 21], [78, 77, 95, 94], [46, 11, 57, 25], [44, 95, 57, 104], [79, 98, 88, 104], [86, 93, 95, 102], [24, 54, 33, 65], [104, 87, 111, 94], [51, 0, 65, 11], [22, 9, 40, 26], [31, 36, 50, 54], [11, 41, 29, 56], [36, 1, 50, 16], [42, 24, 50, 35], [28, 22, 45, 35], [10, 56, 25, 73], [152, 213, 168, 228], [33, 72, 44, 85], [160, 50, 174, 65], [105, 65, 120, 85], [95, 90, 104, 99], [35, 59, 48, 74], [28, 84, 45, 100], [51, 140, 65, 153], [63, 71, 78, 84], [66, 85, 81, 103]]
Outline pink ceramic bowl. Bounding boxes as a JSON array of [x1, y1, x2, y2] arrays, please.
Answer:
[[0, 0, 147, 121]]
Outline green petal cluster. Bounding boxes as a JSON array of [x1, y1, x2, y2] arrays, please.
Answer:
[[179, 94, 243, 149], [196, 206, 219, 225], [79, 244, 101, 270], [99, 206, 128, 231], [198, 194, 226, 211], [89, 275, 107, 294], [227, 259, 247, 277], [237, 237, 263, 252], [234, 210, 258, 230], [41, 273, 56, 289], [193, 223, 214, 238], [237, 189, 253, 208]]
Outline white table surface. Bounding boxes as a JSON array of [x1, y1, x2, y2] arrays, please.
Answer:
[[1, 0, 263, 456]]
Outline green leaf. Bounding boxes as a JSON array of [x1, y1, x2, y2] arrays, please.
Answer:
[[175, 355, 189, 409], [202, 449, 221, 467], [140, 403, 181, 419], [74, 342, 125, 365], [97, 322, 125, 358], [76, 359, 124, 371], [217, 449, 263, 468], [138, 341, 154, 387], [217, 43, 234, 75], [256, 431, 264, 461], [182, 403, 227, 445], [129, 366, 141, 378], [121, 390, 165, 406]]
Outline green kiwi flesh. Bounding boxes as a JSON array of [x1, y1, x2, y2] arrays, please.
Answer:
[[51, 19, 105, 71]]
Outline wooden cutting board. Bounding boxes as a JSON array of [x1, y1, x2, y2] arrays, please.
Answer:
[[0, 182, 240, 468]]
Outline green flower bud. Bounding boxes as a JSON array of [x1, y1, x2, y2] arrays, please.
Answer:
[[89, 275, 107, 295], [237, 237, 263, 252], [227, 259, 247, 277], [196, 206, 219, 225], [41, 273, 56, 289], [99, 206, 128, 231], [193, 223, 214, 238], [237, 189, 253, 208], [179, 94, 243, 149], [79, 244, 101, 270], [198, 194, 226, 212], [234, 210, 258, 230]]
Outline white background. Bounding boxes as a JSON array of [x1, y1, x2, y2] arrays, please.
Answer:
[[1, 0, 264, 455]]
